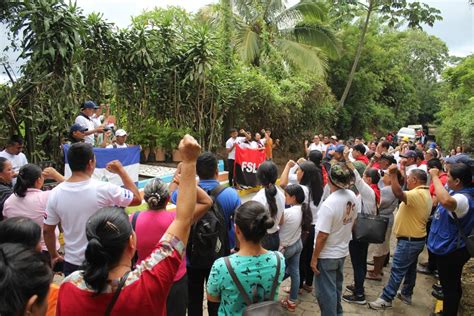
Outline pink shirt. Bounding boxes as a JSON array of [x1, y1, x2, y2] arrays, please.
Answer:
[[132, 210, 186, 281], [3, 188, 59, 251]]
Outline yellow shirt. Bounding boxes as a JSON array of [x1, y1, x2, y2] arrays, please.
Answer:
[[393, 186, 432, 238]]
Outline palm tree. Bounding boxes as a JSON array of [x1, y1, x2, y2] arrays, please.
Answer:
[[219, 0, 340, 76]]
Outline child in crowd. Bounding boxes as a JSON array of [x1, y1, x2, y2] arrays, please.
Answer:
[[279, 184, 312, 311]]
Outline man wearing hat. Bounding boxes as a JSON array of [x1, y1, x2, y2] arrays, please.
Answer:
[[369, 165, 432, 310], [74, 101, 105, 145], [310, 162, 358, 316], [68, 124, 87, 144], [325, 135, 338, 159], [399, 150, 420, 179], [106, 129, 129, 148]]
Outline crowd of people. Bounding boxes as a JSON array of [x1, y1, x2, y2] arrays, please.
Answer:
[[0, 121, 473, 316]]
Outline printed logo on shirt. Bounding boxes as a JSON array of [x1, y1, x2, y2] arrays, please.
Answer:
[[343, 201, 355, 225]]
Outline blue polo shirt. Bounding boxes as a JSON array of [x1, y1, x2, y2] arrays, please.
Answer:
[[171, 179, 241, 250]]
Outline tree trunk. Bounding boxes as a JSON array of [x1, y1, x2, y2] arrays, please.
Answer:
[[338, 1, 374, 109]]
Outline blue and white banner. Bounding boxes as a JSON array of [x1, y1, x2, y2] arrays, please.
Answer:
[[63, 145, 140, 186]]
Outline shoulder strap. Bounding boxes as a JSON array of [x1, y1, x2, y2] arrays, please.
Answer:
[[131, 211, 140, 231], [210, 184, 227, 198], [224, 257, 252, 306], [268, 251, 281, 300], [104, 270, 131, 316]]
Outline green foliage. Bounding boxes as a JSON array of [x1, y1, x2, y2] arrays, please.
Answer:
[[436, 55, 474, 150]]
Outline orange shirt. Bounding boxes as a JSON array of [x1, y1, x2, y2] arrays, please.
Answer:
[[265, 138, 273, 159], [47, 284, 59, 316]]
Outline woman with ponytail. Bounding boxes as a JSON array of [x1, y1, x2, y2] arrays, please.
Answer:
[[3, 164, 64, 265], [130, 178, 211, 316], [207, 201, 285, 315], [279, 184, 312, 311], [56, 134, 202, 316], [252, 161, 285, 250]]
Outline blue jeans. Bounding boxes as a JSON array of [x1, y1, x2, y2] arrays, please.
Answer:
[[314, 257, 345, 316], [283, 239, 303, 301], [381, 239, 425, 302]]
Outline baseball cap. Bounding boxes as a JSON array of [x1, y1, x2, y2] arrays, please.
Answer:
[[330, 135, 338, 140], [429, 142, 437, 149], [402, 136, 410, 142], [328, 163, 355, 189], [81, 100, 99, 109], [445, 154, 472, 165], [400, 150, 417, 158], [335, 144, 345, 153], [70, 124, 87, 133], [115, 129, 127, 137]]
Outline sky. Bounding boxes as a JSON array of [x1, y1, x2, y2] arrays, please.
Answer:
[[1, 0, 473, 83]]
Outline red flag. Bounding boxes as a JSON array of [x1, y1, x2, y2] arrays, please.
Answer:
[[234, 146, 266, 187]]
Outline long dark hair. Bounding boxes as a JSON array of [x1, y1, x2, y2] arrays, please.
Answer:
[[0, 217, 41, 249], [83, 207, 132, 294], [256, 161, 279, 218], [14, 164, 42, 197], [298, 161, 323, 206], [284, 184, 313, 232], [0, 243, 52, 316], [235, 201, 274, 244]]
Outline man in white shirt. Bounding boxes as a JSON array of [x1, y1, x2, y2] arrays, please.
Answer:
[[311, 162, 358, 316], [225, 128, 245, 187], [305, 135, 326, 156], [43, 142, 142, 276], [0, 135, 28, 183], [106, 129, 129, 148], [74, 101, 105, 145]]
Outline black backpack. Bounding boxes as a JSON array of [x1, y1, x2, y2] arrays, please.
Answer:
[[187, 185, 230, 269]]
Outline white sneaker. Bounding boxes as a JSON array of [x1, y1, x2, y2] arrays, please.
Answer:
[[368, 297, 392, 310]]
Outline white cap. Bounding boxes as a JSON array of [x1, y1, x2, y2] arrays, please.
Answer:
[[115, 129, 127, 137]]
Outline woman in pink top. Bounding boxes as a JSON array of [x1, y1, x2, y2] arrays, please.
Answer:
[[131, 177, 212, 316], [3, 164, 64, 266]]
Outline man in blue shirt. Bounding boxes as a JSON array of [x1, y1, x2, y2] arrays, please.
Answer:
[[170, 152, 241, 316]]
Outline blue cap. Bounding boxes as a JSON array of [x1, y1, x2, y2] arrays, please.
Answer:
[[81, 100, 98, 109], [70, 124, 87, 133], [335, 144, 345, 153], [400, 150, 417, 158], [429, 142, 437, 149]]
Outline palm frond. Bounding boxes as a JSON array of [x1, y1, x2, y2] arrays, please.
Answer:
[[276, 38, 327, 76], [280, 23, 341, 58], [274, 0, 327, 26], [234, 23, 261, 64]]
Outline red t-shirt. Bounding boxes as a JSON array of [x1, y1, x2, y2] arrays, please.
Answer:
[[56, 234, 184, 316], [132, 210, 186, 282], [355, 155, 369, 165], [430, 173, 448, 197]]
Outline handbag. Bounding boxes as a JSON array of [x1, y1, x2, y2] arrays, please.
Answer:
[[353, 192, 389, 244], [224, 252, 284, 316], [452, 212, 474, 257]]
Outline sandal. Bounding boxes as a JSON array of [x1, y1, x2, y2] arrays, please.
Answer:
[[302, 284, 313, 293], [281, 298, 297, 312]]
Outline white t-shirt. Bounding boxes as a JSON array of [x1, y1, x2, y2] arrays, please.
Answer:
[[315, 189, 359, 259], [106, 143, 128, 149], [450, 193, 470, 218], [91, 114, 103, 128], [44, 179, 134, 265], [354, 169, 377, 215], [226, 137, 246, 159], [252, 187, 285, 234], [301, 184, 327, 224], [279, 205, 302, 247], [308, 142, 326, 153], [0, 150, 28, 174], [75, 114, 95, 145]]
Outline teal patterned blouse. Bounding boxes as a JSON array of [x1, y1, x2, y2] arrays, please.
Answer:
[[207, 251, 285, 316]]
